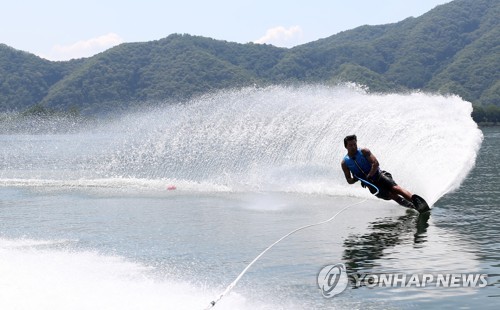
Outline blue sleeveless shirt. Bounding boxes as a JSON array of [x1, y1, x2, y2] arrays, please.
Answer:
[[343, 149, 378, 179]]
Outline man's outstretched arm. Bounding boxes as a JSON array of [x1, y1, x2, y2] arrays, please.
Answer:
[[341, 160, 358, 184]]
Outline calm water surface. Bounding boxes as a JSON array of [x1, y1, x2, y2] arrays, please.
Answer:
[[0, 128, 498, 309]]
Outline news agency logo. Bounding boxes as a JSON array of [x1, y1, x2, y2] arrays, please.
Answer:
[[317, 263, 488, 298], [317, 263, 349, 298]]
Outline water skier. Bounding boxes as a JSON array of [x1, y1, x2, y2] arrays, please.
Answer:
[[341, 134, 429, 212]]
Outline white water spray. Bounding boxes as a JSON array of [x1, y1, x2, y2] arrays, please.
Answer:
[[0, 85, 482, 203]]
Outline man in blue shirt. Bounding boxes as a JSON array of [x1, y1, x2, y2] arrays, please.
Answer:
[[341, 134, 416, 209]]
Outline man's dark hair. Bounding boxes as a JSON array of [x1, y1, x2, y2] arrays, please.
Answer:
[[344, 134, 357, 147]]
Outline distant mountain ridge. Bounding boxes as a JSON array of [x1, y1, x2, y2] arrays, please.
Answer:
[[0, 0, 498, 116]]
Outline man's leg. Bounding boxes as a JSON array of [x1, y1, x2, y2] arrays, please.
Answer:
[[391, 185, 413, 201], [388, 191, 415, 208], [375, 171, 413, 201]]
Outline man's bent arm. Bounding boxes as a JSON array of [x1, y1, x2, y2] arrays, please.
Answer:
[[361, 148, 379, 179]]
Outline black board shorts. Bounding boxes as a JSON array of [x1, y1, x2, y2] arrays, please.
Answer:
[[366, 170, 397, 200]]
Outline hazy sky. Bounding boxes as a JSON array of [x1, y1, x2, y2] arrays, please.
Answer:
[[2, 0, 452, 61]]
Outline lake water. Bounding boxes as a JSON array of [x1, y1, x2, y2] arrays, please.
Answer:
[[0, 86, 498, 309]]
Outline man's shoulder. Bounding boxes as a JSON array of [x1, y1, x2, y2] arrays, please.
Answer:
[[360, 147, 371, 156]]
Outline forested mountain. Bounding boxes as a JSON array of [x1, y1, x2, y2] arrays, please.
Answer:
[[274, 0, 499, 105], [0, 0, 498, 120], [0, 44, 83, 112]]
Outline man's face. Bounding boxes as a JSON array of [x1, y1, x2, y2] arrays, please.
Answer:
[[345, 140, 357, 156]]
